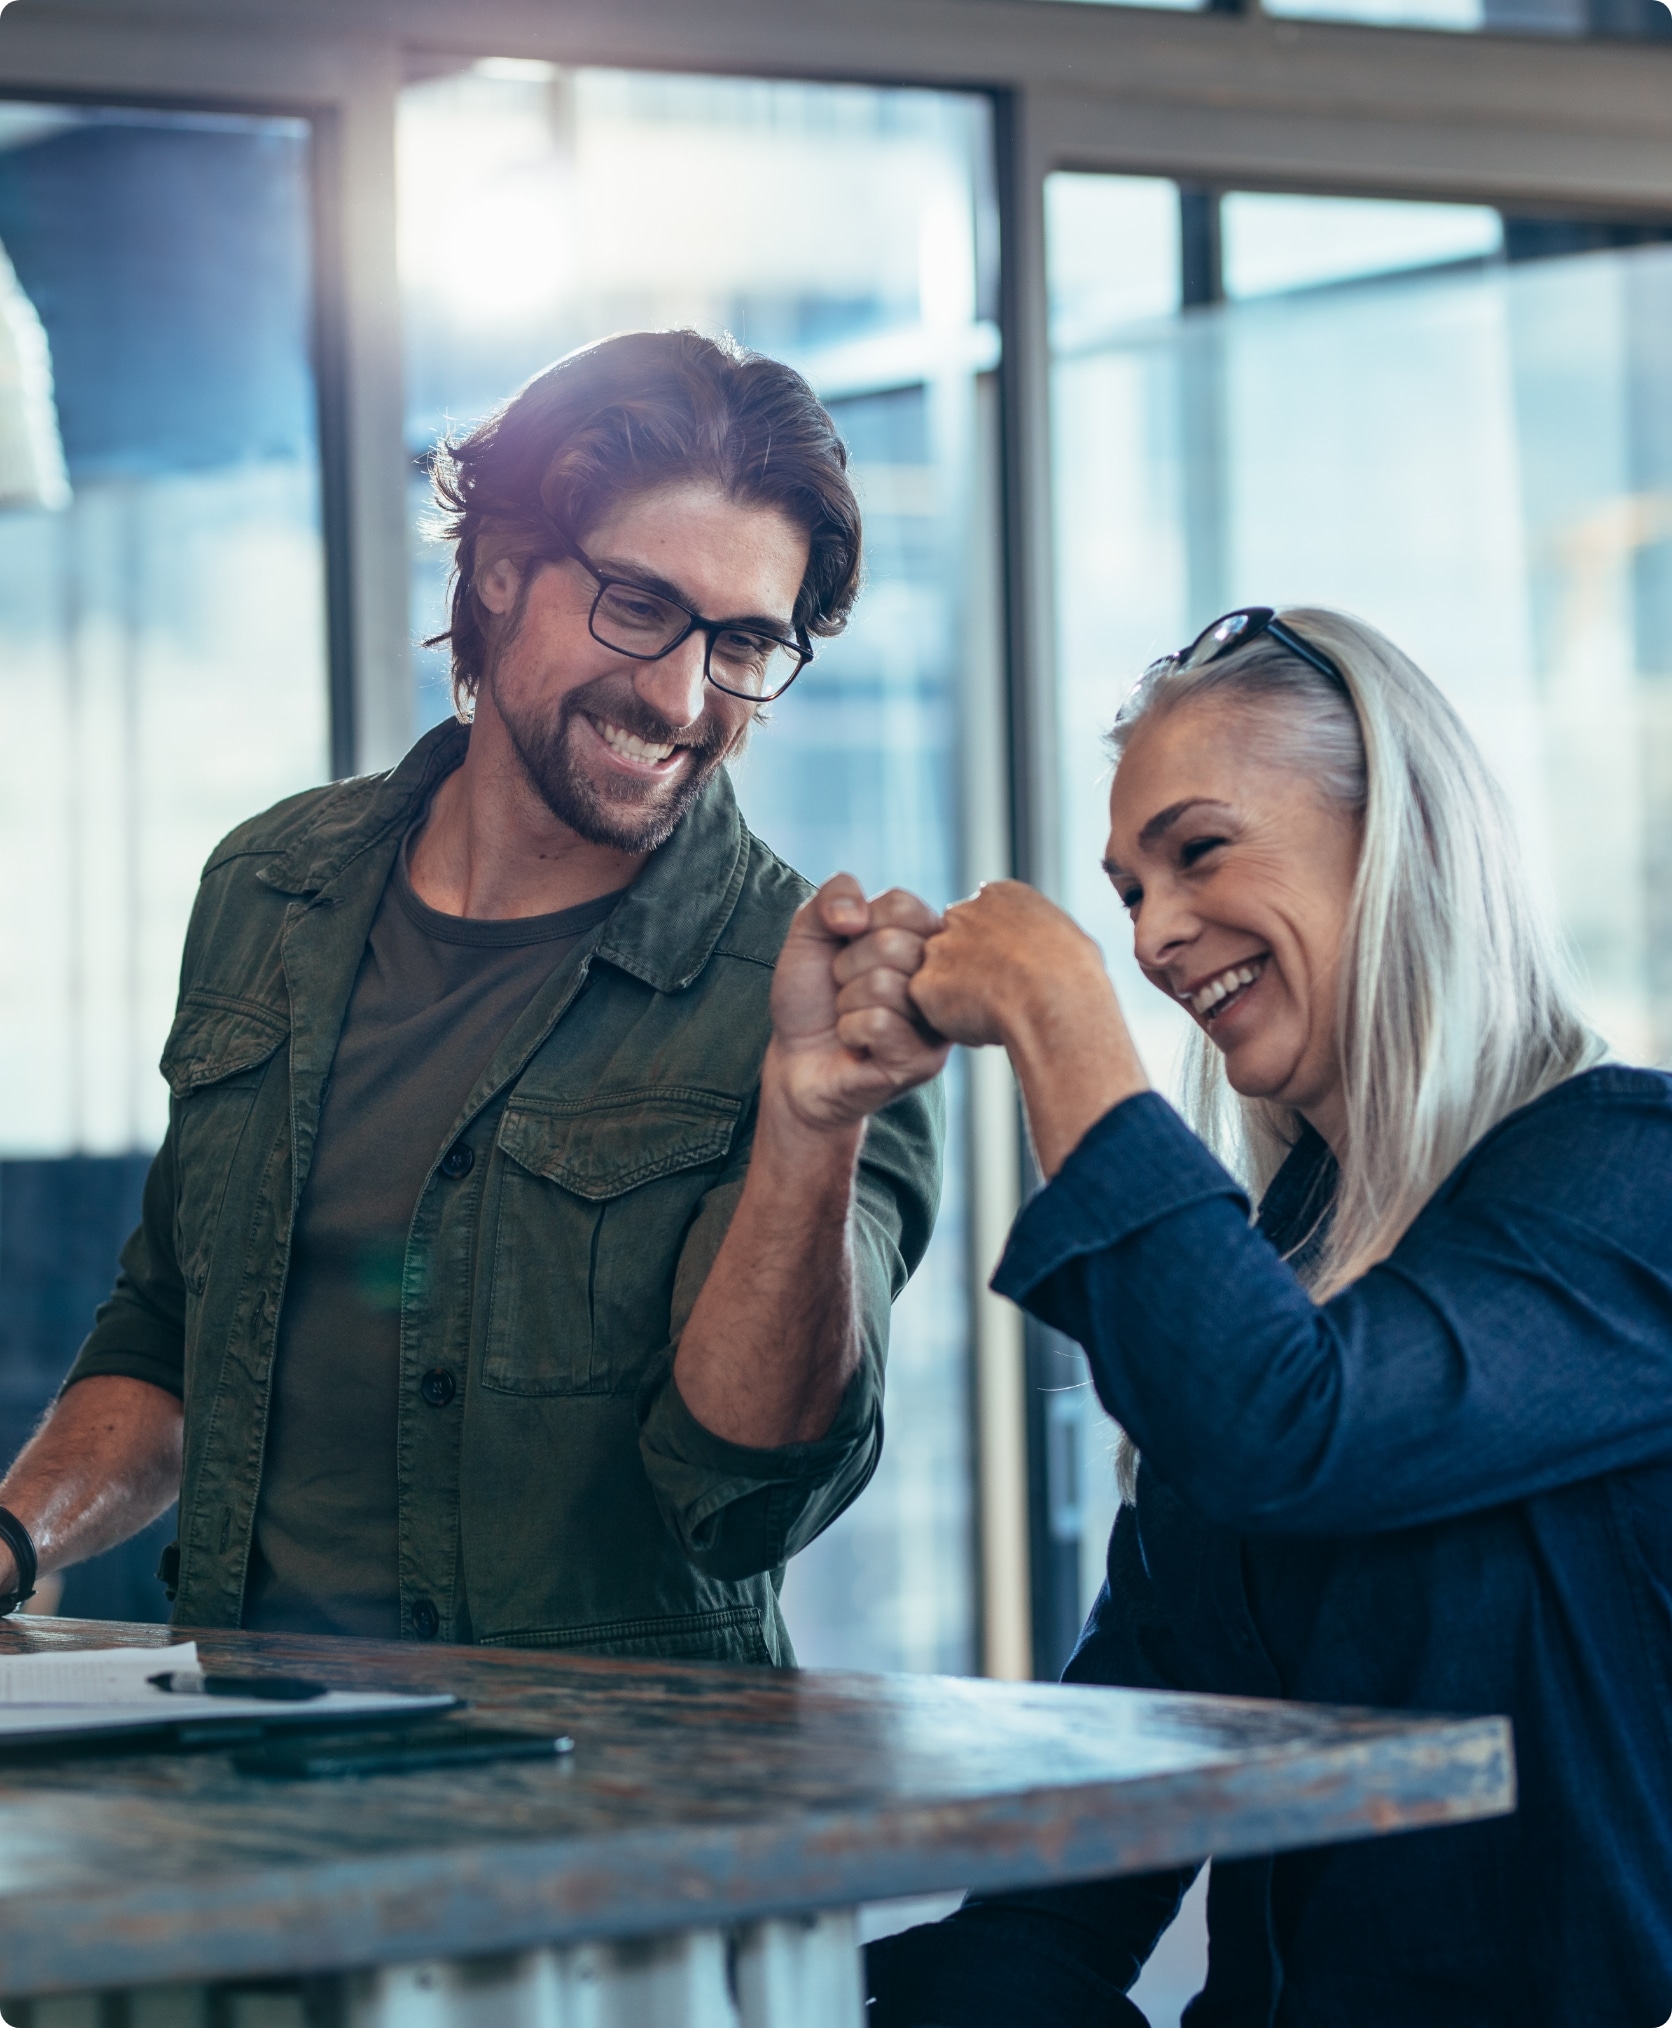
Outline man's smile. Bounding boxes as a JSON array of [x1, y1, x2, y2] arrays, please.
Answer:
[[577, 710, 691, 780]]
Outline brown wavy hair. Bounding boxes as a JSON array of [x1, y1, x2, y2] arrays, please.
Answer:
[[427, 329, 864, 711]]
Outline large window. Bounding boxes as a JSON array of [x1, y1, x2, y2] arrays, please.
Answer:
[[397, 65, 999, 1675], [3, 0, 1661, 1707], [0, 101, 332, 1616], [1042, 165, 1672, 2028], [1045, 173, 1672, 1651]]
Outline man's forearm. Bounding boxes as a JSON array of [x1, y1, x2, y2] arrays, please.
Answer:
[[674, 1054, 864, 1450], [0, 1377, 184, 1594]]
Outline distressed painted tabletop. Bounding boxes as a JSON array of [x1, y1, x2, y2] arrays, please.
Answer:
[[0, 1618, 1512, 1997]]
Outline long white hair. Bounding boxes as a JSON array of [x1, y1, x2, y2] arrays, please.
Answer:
[[1110, 606, 1604, 1301]]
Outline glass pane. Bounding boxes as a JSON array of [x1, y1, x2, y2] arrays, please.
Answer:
[[1261, 0, 1485, 28], [1049, 174, 1672, 1616], [398, 66, 995, 1675], [1049, 173, 1181, 344], [1265, 0, 1671, 33], [0, 103, 331, 1615], [1221, 193, 1502, 298], [1035, 0, 1205, 12]]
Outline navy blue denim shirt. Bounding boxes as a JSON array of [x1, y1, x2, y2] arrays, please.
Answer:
[[868, 1065, 1672, 2027]]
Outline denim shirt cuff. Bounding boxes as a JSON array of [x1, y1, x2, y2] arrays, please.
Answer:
[[993, 1092, 1248, 1306]]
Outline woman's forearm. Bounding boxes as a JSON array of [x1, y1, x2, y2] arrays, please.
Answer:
[[1001, 969, 1150, 1177], [907, 880, 1151, 1176]]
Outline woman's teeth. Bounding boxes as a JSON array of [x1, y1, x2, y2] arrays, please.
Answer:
[[596, 719, 677, 765], [1186, 957, 1266, 1020]]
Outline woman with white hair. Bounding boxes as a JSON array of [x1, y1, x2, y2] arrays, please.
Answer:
[[856, 608, 1672, 2026]]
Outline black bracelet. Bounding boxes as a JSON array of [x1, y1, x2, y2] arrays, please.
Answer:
[[0, 1507, 38, 1616]]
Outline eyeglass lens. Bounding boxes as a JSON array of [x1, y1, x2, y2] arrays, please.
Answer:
[[590, 581, 802, 700]]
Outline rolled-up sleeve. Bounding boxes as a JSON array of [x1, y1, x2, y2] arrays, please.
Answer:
[[995, 1081, 1672, 1535], [638, 1074, 944, 1579]]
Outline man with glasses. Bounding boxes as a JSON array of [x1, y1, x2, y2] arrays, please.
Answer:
[[0, 331, 945, 1658]]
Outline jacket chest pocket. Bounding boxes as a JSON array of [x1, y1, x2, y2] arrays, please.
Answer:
[[481, 1087, 743, 1398], [160, 993, 289, 1301]]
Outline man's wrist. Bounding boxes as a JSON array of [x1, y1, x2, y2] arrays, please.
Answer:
[[0, 1506, 38, 1614], [758, 1042, 868, 1161]]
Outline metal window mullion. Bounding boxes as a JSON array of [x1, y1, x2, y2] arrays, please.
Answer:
[[331, 42, 413, 777], [987, 84, 1064, 1680]]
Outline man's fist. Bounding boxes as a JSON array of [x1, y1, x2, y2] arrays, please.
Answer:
[[768, 875, 950, 1133]]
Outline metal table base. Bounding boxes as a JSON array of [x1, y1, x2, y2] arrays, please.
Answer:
[[13, 1913, 863, 2028]]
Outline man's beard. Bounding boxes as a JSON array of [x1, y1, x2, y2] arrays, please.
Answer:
[[494, 668, 739, 856]]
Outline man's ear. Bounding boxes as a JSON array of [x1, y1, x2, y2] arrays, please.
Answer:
[[475, 554, 521, 616]]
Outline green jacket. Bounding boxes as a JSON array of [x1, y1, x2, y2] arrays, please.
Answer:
[[70, 722, 943, 1664]]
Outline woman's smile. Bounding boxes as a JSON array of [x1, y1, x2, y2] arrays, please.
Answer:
[[1178, 952, 1270, 1024]]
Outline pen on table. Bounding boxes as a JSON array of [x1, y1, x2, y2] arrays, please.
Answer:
[[147, 1669, 330, 1702]]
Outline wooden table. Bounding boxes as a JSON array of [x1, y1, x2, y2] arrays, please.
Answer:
[[0, 1618, 1512, 2028]]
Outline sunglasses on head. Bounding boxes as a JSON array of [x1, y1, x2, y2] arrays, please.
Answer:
[[1150, 607, 1349, 691]]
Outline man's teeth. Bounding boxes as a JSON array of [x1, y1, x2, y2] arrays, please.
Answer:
[[596, 720, 677, 764], [1187, 959, 1265, 1017]]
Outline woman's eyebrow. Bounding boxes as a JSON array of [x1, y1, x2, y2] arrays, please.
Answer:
[[1136, 797, 1236, 851]]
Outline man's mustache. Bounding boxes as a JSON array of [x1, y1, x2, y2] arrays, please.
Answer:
[[559, 674, 731, 761]]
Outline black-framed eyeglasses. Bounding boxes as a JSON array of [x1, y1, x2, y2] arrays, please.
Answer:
[[565, 540, 813, 704], [1149, 607, 1348, 691]]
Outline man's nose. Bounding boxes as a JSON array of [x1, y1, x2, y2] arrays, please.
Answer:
[[634, 633, 710, 730]]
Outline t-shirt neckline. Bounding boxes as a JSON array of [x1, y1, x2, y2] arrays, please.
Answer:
[[393, 833, 628, 949]]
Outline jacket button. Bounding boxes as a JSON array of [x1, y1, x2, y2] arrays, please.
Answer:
[[419, 1368, 456, 1408], [411, 1598, 439, 1639], [440, 1143, 474, 1180]]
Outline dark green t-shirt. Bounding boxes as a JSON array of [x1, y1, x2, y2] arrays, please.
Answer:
[[242, 846, 623, 1637]]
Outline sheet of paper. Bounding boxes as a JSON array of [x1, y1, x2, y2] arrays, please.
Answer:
[[0, 1645, 457, 1740], [0, 1641, 202, 1705], [0, 1688, 458, 1742]]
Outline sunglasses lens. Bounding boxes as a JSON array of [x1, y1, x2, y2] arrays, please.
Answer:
[[1174, 607, 1278, 673], [1186, 612, 1251, 669]]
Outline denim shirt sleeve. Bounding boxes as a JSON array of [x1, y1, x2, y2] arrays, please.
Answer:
[[637, 1074, 944, 1580], [996, 1076, 1672, 1534]]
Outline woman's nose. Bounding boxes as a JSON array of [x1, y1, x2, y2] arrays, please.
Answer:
[[635, 634, 710, 729], [1132, 886, 1196, 973]]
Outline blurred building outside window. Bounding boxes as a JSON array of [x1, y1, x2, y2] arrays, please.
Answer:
[[0, 102, 331, 1617], [398, 64, 1000, 1678]]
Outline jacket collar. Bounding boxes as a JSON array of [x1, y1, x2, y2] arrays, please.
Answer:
[[594, 765, 752, 994], [257, 720, 752, 995], [256, 721, 469, 900]]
